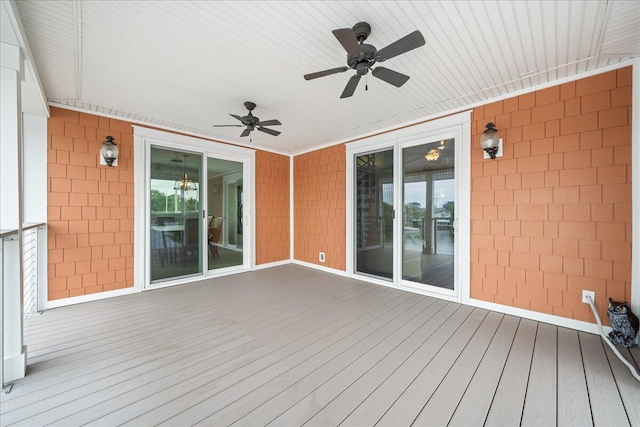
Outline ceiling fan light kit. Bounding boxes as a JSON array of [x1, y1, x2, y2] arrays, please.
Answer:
[[304, 21, 426, 98]]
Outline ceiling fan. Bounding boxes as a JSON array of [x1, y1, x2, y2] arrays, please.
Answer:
[[304, 22, 425, 98], [213, 102, 282, 137]]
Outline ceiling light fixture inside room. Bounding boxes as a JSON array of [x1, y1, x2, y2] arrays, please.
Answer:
[[174, 155, 198, 191], [425, 148, 440, 162]]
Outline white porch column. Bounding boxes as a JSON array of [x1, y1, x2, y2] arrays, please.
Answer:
[[1, 41, 26, 384]]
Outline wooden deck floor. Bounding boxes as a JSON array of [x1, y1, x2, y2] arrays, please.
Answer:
[[2, 264, 639, 426]]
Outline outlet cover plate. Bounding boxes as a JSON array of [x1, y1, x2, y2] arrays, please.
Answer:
[[582, 290, 595, 304], [319, 252, 325, 262]]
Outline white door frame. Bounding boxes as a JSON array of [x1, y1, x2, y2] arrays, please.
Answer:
[[223, 171, 243, 249], [345, 111, 471, 303], [133, 126, 256, 291]]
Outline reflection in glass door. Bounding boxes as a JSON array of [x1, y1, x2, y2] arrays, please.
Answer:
[[402, 139, 455, 289], [150, 147, 202, 282], [207, 159, 243, 270], [355, 149, 394, 279]]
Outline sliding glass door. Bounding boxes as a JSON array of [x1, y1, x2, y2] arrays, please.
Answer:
[[348, 112, 469, 300], [355, 149, 395, 279], [207, 158, 244, 271], [136, 126, 256, 290], [353, 141, 456, 290], [150, 147, 202, 282], [402, 139, 455, 290]]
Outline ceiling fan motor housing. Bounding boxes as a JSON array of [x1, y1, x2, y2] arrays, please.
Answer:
[[242, 114, 259, 125], [347, 43, 378, 73]]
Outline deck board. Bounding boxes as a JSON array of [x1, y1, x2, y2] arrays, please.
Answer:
[[604, 345, 640, 425], [198, 296, 437, 426], [159, 294, 421, 426], [267, 301, 457, 427], [366, 308, 488, 427], [1, 264, 638, 426], [483, 318, 537, 426], [411, 311, 503, 426], [447, 315, 520, 426], [272, 304, 474, 426], [88, 287, 406, 426], [579, 332, 630, 426], [5, 278, 371, 410], [521, 322, 557, 427], [65, 285, 397, 426], [557, 327, 593, 426]]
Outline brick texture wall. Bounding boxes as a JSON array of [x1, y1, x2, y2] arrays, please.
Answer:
[[294, 144, 346, 270], [255, 151, 290, 264], [470, 67, 633, 323], [47, 107, 135, 300]]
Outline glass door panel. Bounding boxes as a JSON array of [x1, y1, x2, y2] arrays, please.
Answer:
[[207, 158, 243, 270], [150, 147, 202, 282], [402, 139, 455, 289], [355, 149, 394, 279]]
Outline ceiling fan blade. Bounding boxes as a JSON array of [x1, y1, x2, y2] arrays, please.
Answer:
[[304, 67, 349, 80], [258, 127, 281, 137], [372, 67, 410, 87], [212, 124, 243, 127], [230, 114, 245, 122], [376, 30, 425, 62], [240, 128, 251, 137], [256, 119, 281, 127], [340, 74, 361, 98], [332, 28, 361, 56]]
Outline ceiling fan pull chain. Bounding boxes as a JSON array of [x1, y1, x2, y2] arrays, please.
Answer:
[[365, 74, 368, 91]]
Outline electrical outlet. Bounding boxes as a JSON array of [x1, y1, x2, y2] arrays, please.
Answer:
[[582, 290, 595, 304], [319, 252, 325, 263]]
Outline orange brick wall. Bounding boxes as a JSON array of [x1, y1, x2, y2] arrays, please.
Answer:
[[48, 107, 290, 300], [294, 144, 346, 270], [255, 151, 290, 264], [470, 67, 633, 323], [47, 107, 135, 300]]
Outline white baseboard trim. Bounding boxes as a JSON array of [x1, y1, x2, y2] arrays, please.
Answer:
[[469, 298, 612, 336], [44, 287, 139, 309], [253, 259, 292, 270], [292, 259, 350, 277]]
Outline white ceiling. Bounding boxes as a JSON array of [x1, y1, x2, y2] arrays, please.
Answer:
[[10, 0, 640, 155]]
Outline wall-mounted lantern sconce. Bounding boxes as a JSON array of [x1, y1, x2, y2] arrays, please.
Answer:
[[480, 122, 503, 159], [100, 135, 119, 167]]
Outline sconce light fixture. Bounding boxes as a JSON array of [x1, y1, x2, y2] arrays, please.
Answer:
[[480, 122, 503, 159], [100, 135, 119, 167], [174, 155, 198, 192]]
